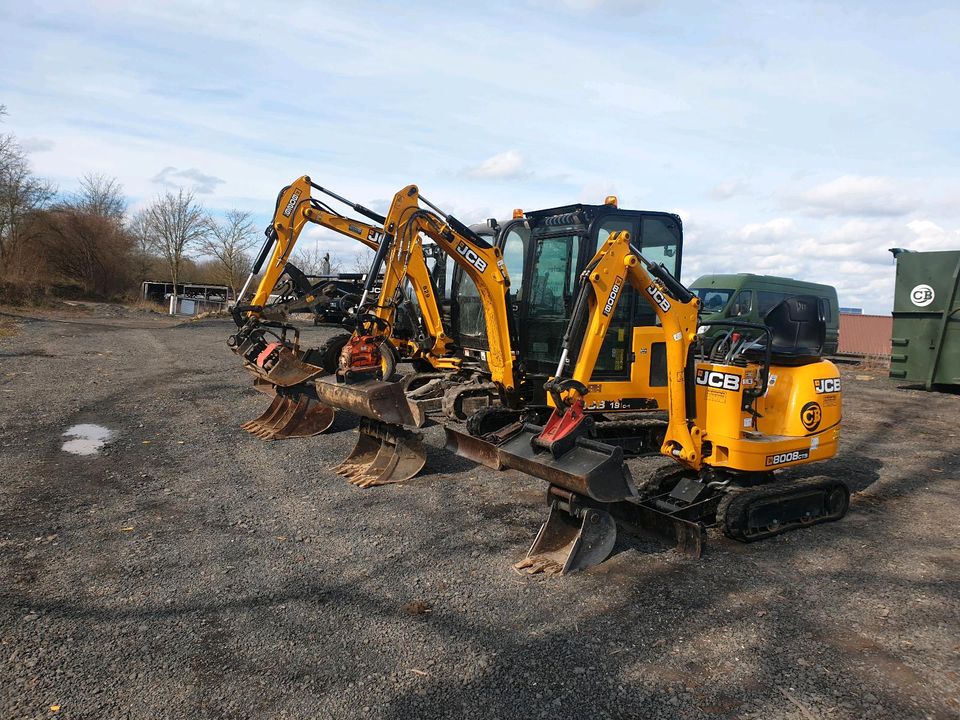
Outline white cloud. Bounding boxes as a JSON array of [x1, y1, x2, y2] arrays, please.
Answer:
[[151, 166, 225, 194], [709, 179, 748, 201], [463, 151, 530, 181], [791, 175, 913, 217]]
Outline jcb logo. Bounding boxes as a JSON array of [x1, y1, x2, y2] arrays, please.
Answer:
[[695, 368, 741, 392], [456, 242, 487, 272], [368, 229, 384, 243], [800, 401, 822, 431], [646, 284, 671, 312], [603, 277, 623, 316], [282, 189, 301, 217], [814, 378, 841, 394]]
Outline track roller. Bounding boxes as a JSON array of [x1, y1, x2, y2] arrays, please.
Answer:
[[335, 418, 427, 488], [241, 392, 335, 440]]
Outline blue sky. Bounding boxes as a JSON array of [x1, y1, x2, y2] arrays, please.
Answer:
[[2, 0, 958, 312]]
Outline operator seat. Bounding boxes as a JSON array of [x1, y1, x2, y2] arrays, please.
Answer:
[[743, 295, 825, 366]]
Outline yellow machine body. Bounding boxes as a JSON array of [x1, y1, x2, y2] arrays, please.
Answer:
[[692, 359, 841, 472]]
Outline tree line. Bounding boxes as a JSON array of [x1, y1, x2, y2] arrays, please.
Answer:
[[0, 104, 360, 306]]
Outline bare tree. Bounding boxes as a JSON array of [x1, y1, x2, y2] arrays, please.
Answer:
[[292, 245, 342, 276], [29, 209, 133, 297], [351, 248, 377, 275], [145, 189, 208, 305], [0, 111, 55, 266], [201, 209, 257, 298], [126, 208, 160, 289], [73, 173, 126, 220]]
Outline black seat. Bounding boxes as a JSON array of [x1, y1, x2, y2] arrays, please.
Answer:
[[742, 295, 826, 366]]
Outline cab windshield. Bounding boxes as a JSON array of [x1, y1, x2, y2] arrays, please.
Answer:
[[692, 288, 734, 314]]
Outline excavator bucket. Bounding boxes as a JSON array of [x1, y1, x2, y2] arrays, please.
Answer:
[[246, 346, 326, 388], [313, 377, 426, 428], [334, 418, 427, 488], [514, 501, 618, 575], [445, 423, 634, 503], [443, 424, 507, 470], [241, 392, 335, 440]]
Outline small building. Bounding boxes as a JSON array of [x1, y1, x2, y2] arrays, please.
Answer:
[[141, 281, 232, 316]]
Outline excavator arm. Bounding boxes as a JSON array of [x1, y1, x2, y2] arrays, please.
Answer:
[[244, 176, 385, 311], [550, 230, 702, 466], [235, 176, 456, 364], [346, 185, 520, 404]]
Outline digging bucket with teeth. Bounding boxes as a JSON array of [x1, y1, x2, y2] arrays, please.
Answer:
[[514, 487, 618, 575], [335, 417, 426, 488], [241, 391, 335, 440], [313, 377, 426, 428]]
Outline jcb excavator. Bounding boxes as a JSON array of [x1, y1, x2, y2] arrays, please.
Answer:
[[309, 184, 524, 487], [228, 176, 458, 439], [445, 230, 849, 574]]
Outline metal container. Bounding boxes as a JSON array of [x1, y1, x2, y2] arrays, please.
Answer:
[[889, 249, 960, 388]]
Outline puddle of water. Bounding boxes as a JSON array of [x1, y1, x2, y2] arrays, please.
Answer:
[[61, 424, 113, 455]]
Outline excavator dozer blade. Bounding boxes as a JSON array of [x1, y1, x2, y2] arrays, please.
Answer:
[[514, 502, 617, 575], [242, 392, 335, 440], [443, 426, 504, 470], [334, 418, 426, 488], [313, 377, 426, 428], [471, 423, 635, 503]]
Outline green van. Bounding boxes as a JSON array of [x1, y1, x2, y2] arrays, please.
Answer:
[[690, 273, 840, 355]]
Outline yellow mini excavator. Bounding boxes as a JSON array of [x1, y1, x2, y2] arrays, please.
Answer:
[[445, 230, 849, 573], [228, 176, 458, 440], [309, 185, 525, 487]]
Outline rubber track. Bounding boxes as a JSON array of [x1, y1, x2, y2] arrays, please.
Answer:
[[716, 475, 849, 542]]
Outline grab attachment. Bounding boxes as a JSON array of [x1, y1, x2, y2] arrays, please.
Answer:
[[241, 391, 335, 440], [335, 418, 427, 488], [515, 487, 617, 575]]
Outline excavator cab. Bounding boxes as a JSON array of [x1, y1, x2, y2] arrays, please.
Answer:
[[446, 204, 683, 405]]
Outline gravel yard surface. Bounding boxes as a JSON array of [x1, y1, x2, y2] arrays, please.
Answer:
[[1, 306, 958, 719]]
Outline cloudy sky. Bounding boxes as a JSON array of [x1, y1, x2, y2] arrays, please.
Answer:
[[2, 0, 958, 313]]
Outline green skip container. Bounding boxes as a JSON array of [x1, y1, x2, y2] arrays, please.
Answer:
[[889, 249, 960, 389]]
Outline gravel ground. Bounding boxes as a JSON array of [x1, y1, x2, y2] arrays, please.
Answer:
[[1, 306, 958, 719]]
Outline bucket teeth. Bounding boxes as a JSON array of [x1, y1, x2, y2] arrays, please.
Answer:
[[516, 502, 617, 575], [335, 418, 426, 488], [242, 393, 335, 440]]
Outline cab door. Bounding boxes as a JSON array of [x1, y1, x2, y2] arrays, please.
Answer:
[[449, 220, 529, 353]]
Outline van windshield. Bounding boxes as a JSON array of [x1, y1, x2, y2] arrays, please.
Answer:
[[692, 288, 734, 314]]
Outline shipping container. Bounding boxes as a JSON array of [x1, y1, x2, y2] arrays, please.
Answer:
[[889, 249, 960, 389]]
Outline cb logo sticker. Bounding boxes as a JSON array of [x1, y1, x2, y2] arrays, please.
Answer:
[[800, 401, 822, 431], [910, 284, 935, 307]]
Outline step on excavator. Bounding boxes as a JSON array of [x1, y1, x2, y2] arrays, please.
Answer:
[[445, 230, 849, 574]]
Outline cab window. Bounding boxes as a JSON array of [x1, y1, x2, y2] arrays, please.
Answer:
[[757, 291, 786, 316], [501, 227, 528, 300], [818, 297, 832, 322], [730, 290, 752, 316]]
